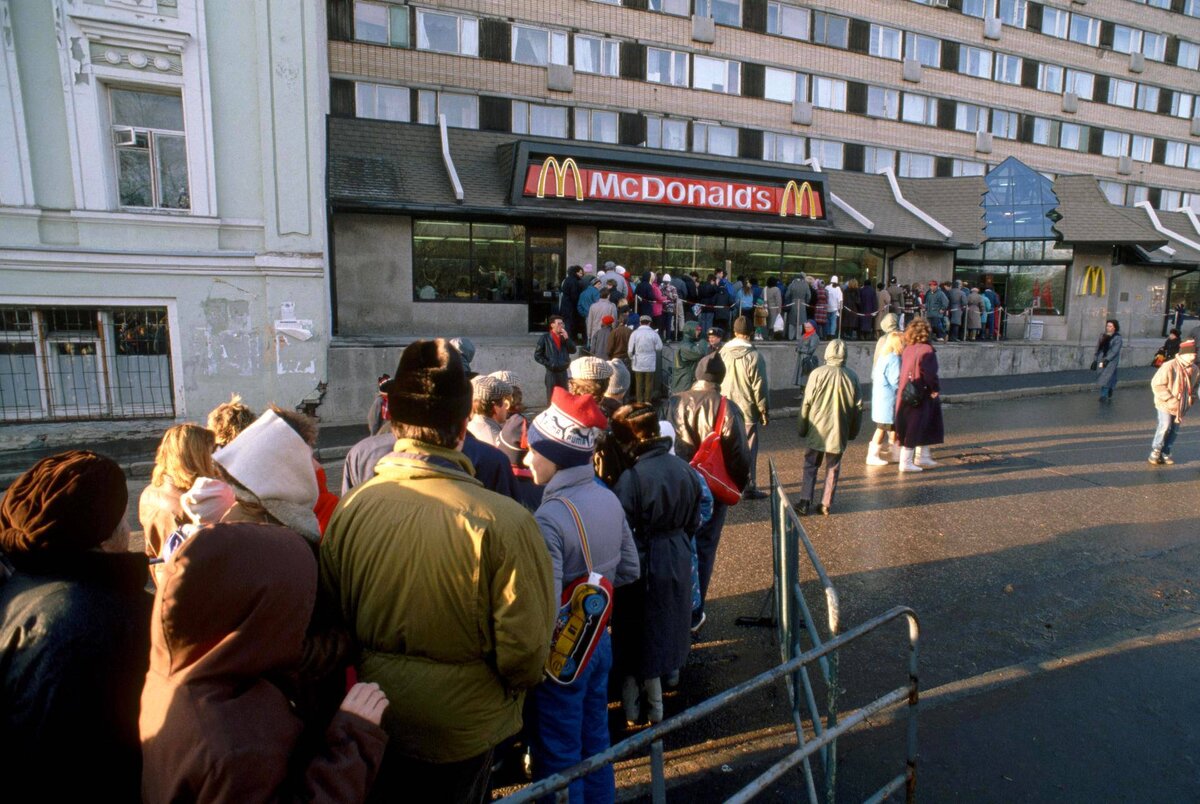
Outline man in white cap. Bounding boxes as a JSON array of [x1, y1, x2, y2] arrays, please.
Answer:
[[825, 276, 843, 339]]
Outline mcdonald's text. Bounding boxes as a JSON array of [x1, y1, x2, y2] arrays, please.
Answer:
[[522, 158, 824, 219]]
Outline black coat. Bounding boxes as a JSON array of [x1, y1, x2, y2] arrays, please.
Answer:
[[671, 383, 752, 491], [0, 551, 151, 800], [612, 441, 702, 679]]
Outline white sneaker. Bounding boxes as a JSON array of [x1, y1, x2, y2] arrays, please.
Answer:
[[865, 443, 888, 466], [915, 447, 939, 468], [898, 448, 923, 472]]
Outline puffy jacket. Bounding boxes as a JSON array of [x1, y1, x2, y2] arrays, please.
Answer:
[[629, 325, 663, 373], [798, 340, 862, 454], [719, 338, 769, 425], [320, 441, 555, 763], [671, 382, 752, 492]]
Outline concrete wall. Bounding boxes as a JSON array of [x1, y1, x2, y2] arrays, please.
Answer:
[[567, 225, 598, 271]]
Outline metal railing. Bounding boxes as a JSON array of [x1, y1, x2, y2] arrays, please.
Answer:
[[500, 459, 919, 803]]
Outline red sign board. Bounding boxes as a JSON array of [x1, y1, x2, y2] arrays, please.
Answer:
[[522, 157, 824, 219]]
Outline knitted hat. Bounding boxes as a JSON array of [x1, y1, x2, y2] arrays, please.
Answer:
[[1179, 340, 1197, 355], [214, 410, 320, 542], [471, 375, 512, 403], [601, 315, 614, 326], [733, 316, 753, 336], [497, 414, 531, 467], [529, 387, 608, 468], [569, 356, 614, 380], [606, 359, 630, 397], [626, 312, 640, 327], [0, 450, 127, 563], [695, 353, 727, 384], [382, 339, 472, 429]]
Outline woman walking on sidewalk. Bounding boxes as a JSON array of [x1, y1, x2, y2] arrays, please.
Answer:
[[1093, 319, 1123, 402], [895, 318, 944, 472], [867, 331, 904, 465]]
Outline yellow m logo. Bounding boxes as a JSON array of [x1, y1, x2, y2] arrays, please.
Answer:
[[535, 157, 584, 201], [779, 180, 818, 219], [1079, 265, 1106, 296]]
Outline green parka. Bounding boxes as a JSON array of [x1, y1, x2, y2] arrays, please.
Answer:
[[719, 338, 770, 425], [319, 440, 555, 763], [798, 340, 863, 454], [671, 324, 708, 394]]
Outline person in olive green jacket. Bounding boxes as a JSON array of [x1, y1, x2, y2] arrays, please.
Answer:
[[719, 316, 770, 499], [796, 339, 862, 516], [670, 321, 708, 396], [319, 339, 555, 804]]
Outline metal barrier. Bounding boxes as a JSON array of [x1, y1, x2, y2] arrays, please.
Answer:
[[499, 459, 919, 803]]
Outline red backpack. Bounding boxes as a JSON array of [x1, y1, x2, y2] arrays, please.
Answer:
[[689, 398, 742, 506]]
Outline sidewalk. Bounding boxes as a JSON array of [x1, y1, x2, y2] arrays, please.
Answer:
[[0, 366, 1159, 488]]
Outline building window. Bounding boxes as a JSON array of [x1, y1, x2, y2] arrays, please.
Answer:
[[1165, 141, 1188, 168], [809, 139, 843, 169], [1112, 26, 1142, 56], [696, 0, 741, 26], [1031, 117, 1057, 146], [1102, 131, 1130, 157], [812, 12, 848, 48], [869, 24, 902, 60], [1135, 85, 1160, 112], [692, 122, 738, 156], [1130, 135, 1153, 163], [412, 221, 525, 302], [898, 152, 935, 178], [575, 35, 619, 76], [1108, 79, 1136, 108], [693, 55, 741, 94], [649, 0, 689, 15], [1159, 189, 1183, 210], [416, 91, 479, 128], [1131, 0, 1170, 8], [416, 9, 478, 56], [1125, 185, 1149, 206], [767, 2, 810, 40], [511, 101, 568, 137], [1189, 145, 1200, 170], [1059, 122, 1084, 151], [647, 48, 689, 87], [993, 53, 1022, 85], [955, 102, 988, 133], [1172, 92, 1196, 119], [901, 93, 936, 126], [867, 86, 899, 119], [763, 131, 806, 164], [1041, 7, 1068, 38], [574, 108, 618, 143], [0, 306, 174, 421], [764, 67, 807, 103], [997, 0, 1026, 27], [355, 1, 409, 47], [959, 46, 993, 79], [511, 25, 568, 66], [1187, 0, 1200, 17], [952, 159, 987, 176], [1068, 15, 1100, 47], [355, 82, 410, 121], [962, 0, 987, 17], [110, 88, 189, 211], [1177, 41, 1200, 71], [905, 33, 941, 67], [645, 116, 688, 150], [863, 146, 895, 173], [991, 109, 1018, 139], [1065, 69, 1094, 100], [811, 76, 846, 110], [1037, 64, 1063, 93]]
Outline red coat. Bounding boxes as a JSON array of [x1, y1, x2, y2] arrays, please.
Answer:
[[895, 343, 944, 448]]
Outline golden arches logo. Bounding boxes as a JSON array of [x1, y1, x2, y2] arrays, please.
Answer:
[[779, 180, 819, 219], [1079, 265, 1106, 296], [535, 157, 584, 201]]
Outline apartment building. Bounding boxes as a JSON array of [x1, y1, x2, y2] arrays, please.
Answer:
[[322, 0, 1200, 363]]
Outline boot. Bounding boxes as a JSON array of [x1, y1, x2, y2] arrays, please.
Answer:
[[644, 677, 664, 724], [888, 442, 901, 463], [899, 447, 923, 472], [916, 447, 939, 468], [866, 442, 888, 466], [622, 675, 641, 724]]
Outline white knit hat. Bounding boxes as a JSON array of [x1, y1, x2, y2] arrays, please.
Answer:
[[213, 410, 319, 542]]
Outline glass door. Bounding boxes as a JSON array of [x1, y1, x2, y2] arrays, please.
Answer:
[[526, 227, 566, 333]]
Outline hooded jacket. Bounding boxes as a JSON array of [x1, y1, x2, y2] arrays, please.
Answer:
[[873, 313, 899, 366], [798, 340, 863, 454], [319, 440, 555, 763], [719, 338, 769, 425], [140, 523, 386, 803], [670, 327, 709, 394]]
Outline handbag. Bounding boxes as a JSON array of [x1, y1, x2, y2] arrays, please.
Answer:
[[901, 374, 926, 408], [545, 498, 614, 686], [689, 398, 743, 506]]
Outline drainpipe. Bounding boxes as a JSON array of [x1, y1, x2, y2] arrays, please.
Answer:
[[887, 245, 915, 284]]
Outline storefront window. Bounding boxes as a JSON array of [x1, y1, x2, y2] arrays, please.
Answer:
[[412, 221, 524, 302], [664, 233, 725, 276], [781, 242, 836, 279], [599, 230, 663, 275], [1168, 272, 1199, 335]]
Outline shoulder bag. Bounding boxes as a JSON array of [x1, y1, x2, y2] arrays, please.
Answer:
[[544, 498, 614, 686], [901, 373, 926, 408], [689, 398, 743, 506]]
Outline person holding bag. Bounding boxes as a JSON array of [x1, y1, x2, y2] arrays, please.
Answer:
[[796, 340, 863, 516], [524, 388, 641, 802], [671, 354, 751, 633], [1093, 319, 1123, 402], [895, 318, 945, 472]]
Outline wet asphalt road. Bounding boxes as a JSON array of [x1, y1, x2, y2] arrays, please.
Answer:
[[615, 388, 1200, 802]]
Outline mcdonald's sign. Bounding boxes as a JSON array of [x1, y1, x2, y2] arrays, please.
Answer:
[[1079, 265, 1106, 296], [521, 155, 826, 220]]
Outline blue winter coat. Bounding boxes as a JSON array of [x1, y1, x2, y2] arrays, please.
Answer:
[[871, 353, 901, 425]]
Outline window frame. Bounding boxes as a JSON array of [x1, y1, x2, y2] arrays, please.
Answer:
[[510, 25, 569, 67], [511, 100, 569, 138], [867, 86, 900, 119], [109, 86, 190, 212], [1107, 78, 1136, 108], [416, 90, 479, 129], [898, 151, 935, 178], [905, 33, 941, 68], [574, 34, 620, 77], [1037, 63, 1063, 94], [901, 93, 937, 126], [764, 67, 807, 104], [1041, 7, 1069, 38], [692, 54, 741, 95], [354, 1, 410, 47], [574, 108, 619, 143], [415, 9, 479, 56], [959, 46, 993, 79], [869, 23, 903, 60], [692, 121, 739, 157], [695, 0, 742, 27], [991, 109, 1018, 139], [767, 1, 810, 41], [762, 131, 807, 164], [646, 47, 689, 87], [354, 81, 410, 122], [808, 138, 844, 169], [864, 146, 896, 174], [811, 76, 847, 111], [1067, 14, 1100, 47], [645, 116, 689, 151], [811, 11, 849, 48], [955, 102, 989, 133], [993, 53, 1022, 85]]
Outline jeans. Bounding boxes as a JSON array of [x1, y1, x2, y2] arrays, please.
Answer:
[[800, 449, 844, 508], [1152, 408, 1180, 456], [699, 310, 714, 337], [826, 312, 839, 338]]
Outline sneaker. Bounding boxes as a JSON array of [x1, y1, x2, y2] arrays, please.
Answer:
[[1162, 454, 1176, 465], [690, 610, 706, 635], [796, 499, 810, 516], [1148, 452, 1165, 465]]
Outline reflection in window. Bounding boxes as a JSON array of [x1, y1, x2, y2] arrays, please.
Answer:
[[692, 122, 738, 156], [981, 156, 1060, 239], [512, 102, 568, 137], [812, 11, 848, 47], [767, 2, 809, 40], [574, 109, 618, 143], [110, 88, 189, 210], [412, 221, 525, 302]]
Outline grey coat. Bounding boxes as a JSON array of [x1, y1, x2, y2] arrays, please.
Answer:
[[947, 287, 967, 326], [794, 330, 821, 386], [786, 278, 809, 337], [1094, 334, 1123, 388]]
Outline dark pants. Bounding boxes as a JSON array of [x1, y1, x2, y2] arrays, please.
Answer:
[[745, 421, 760, 491], [369, 745, 494, 804], [634, 370, 655, 404], [949, 323, 962, 341], [694, 500, 728, 615], [545, 368, 568, 403], [800, 449, 843, 509]]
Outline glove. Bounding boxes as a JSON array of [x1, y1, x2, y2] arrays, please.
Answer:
[[1089, 360, 1098, 371]]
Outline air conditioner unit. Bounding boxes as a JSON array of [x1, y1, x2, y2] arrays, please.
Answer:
[[692, 14, 715, 44], [930, 0, 950, 7], [1117, 155, 1133, 175], [983, 17, 1002, 40], [975, 130, 994, 154], [903, 58, 923, 83], [1062, 92, 1079, 114], [112, 127, 141, 147], [792, 100, 813, 126], [1129, 52, 1145, 73]]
